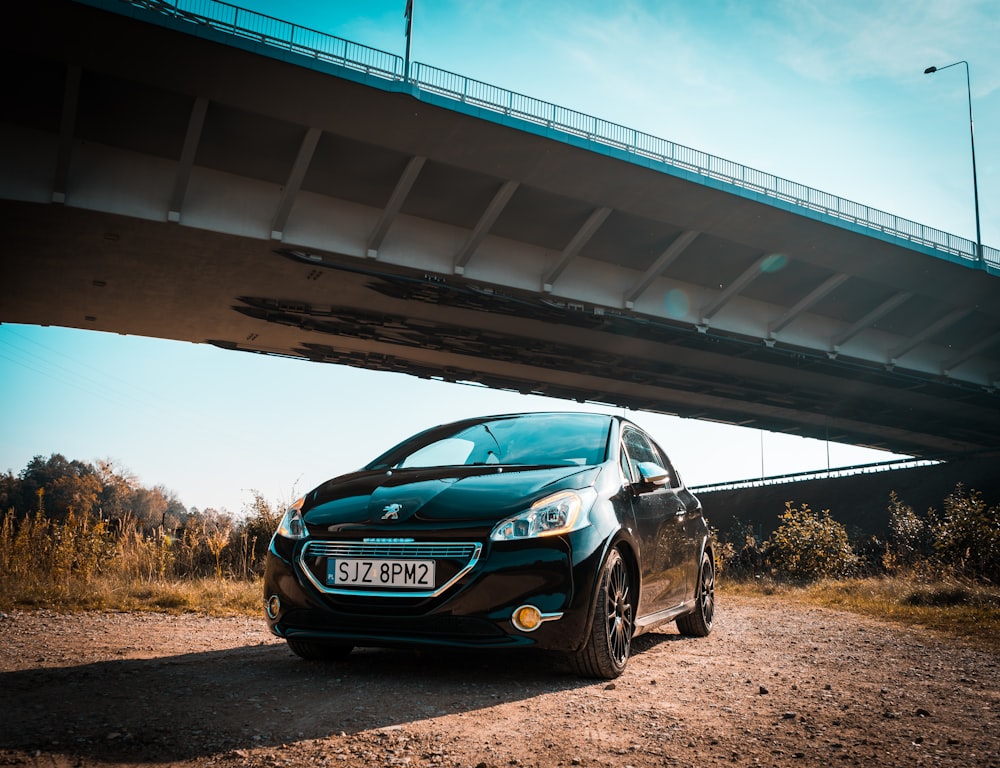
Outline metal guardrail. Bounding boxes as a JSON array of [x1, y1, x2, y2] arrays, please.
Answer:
[[689, 457, 941, 494], [128, 0, 403, 79], [120, 0, 997, 271]]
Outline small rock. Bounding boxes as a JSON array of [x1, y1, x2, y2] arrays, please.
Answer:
[[604, 683, 616, 690], [915, 708, 931, 717], [759, 686, 769, 695]]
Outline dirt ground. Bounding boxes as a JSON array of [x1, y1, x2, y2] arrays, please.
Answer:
[[0, 596, 997, 768]]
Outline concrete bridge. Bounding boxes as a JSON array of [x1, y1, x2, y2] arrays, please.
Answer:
[[2, 0, 999, 459]]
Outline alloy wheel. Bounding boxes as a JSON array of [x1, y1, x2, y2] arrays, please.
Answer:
[[605, 554, 633, 665]]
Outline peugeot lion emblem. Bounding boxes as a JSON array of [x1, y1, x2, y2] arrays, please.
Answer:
[[380, 503, 403, 521]]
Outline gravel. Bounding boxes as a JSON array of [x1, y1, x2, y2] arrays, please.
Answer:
[[1, 596, 997, 767]]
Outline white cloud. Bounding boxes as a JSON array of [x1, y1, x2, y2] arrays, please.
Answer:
[[755, 0, 1000, 89]]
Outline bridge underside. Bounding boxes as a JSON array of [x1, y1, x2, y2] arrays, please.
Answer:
[[2, 0, 999, 457]]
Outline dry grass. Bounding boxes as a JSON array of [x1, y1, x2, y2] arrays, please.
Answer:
[[6, 568, 998, 656], [721, 575, 1000, 652], [0, 508, 269, 616], [3, 509, 997, 647], [3, 575, 263, 617]]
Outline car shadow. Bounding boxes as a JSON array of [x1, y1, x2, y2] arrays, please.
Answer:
[[631, 628, 691, 653], [0, 621, 705, 763], [0, 643, 593, 762]]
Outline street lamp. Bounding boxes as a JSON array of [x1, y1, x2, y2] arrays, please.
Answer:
[[924, 61, 983, 264], [404, 0, 413, 82]]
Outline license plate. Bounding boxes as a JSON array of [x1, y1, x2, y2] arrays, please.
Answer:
[[327, 558, 436, 588]]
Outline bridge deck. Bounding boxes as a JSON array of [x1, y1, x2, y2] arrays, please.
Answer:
[[2, 0, 999, 456]]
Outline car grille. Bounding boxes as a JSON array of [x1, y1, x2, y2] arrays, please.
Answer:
[[298, 539, 482, 598], [304, 541, 479, 560]]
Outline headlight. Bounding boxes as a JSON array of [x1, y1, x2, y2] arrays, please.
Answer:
[[490, 489, 593, 542], [275, 497, 307, 540]]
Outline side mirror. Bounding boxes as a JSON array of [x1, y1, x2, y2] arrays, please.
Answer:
[[637, 462, 671, 487]]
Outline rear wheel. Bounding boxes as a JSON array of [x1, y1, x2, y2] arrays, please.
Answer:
[[286, 639, 354, 661], [676, 551, 714, 637], [567, 548, 633, 679]]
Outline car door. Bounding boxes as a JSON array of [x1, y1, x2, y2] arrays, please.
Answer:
[[622, 426, 692, 617], [654, 450, 704, 602]]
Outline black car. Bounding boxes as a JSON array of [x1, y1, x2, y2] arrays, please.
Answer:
[[264, 411, 714, 678]]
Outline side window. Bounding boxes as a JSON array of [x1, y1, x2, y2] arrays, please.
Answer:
[[622, 427, 676, 487], [657, 451, 679, 488], [622, 428, 655, 479], [619, 445, 635, 484]]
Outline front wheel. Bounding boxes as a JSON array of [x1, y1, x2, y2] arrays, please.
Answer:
[[566, 548, 634, 679], [676, 551, 714, 637]]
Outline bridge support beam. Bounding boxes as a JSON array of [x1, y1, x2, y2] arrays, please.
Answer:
[[831, 291, 914, 350], [699, 252, 773, 326], [53, 64, 81, 204], [366, 155, 426, 258], [169, 96, 209, 223], [769, 272, 850, 337], [624, 230, 700, 309], [454, 180, 519, 274], [271, 125, 322, 240], [542, 206, 611, 292]]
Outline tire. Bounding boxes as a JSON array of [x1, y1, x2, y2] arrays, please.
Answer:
[[567, 548, 634, 679], [676, 551, 715, 637], [286, 638, 354, 661]]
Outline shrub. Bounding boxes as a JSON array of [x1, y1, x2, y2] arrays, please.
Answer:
[[930, 484, 1000, 583], [767, 501, 858, 581], [885, 490, 932, 572]]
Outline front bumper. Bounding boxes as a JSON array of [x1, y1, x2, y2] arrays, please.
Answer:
[[263, 527, 607, 653]]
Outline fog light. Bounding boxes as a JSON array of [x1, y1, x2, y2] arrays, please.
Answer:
[[512, 605, 542, 632], [265, 594, 281, 620]]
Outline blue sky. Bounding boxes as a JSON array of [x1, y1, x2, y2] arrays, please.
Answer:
[[1, 0, 997, 514]]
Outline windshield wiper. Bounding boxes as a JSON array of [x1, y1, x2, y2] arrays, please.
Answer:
[[481, 423, 503, 462]]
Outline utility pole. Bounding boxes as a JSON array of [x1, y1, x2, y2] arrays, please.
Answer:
[[404, 0, 413, 82]]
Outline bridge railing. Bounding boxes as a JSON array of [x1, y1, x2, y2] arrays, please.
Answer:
[[115, 0, 997, 271], [412, 62, 998, 270], [126, 0, 403, 79], [689, 457, 941, 494]]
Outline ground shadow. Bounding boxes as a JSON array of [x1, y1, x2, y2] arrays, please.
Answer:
[[0, 643, 591, 762], [0, 619, 701, 763]]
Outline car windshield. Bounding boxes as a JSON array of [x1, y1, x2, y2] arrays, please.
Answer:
[[368, 413, 613, 470]]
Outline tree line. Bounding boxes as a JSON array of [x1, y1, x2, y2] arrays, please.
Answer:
[[2, 453, 997, 589], [0, 453, 281, 584], [2, 453, 211, 532]]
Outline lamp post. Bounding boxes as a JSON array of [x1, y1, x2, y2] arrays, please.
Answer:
[[924, 61, 983, 264], [404, 0, 413, 82]]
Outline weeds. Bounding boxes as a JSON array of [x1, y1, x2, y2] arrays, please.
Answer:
[[721, 575, 1000, 652], [0, 492, 279, 614], [3, 463, 999, 652]]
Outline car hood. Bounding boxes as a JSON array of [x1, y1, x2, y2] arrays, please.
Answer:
[[302, 464, 601, 531]]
